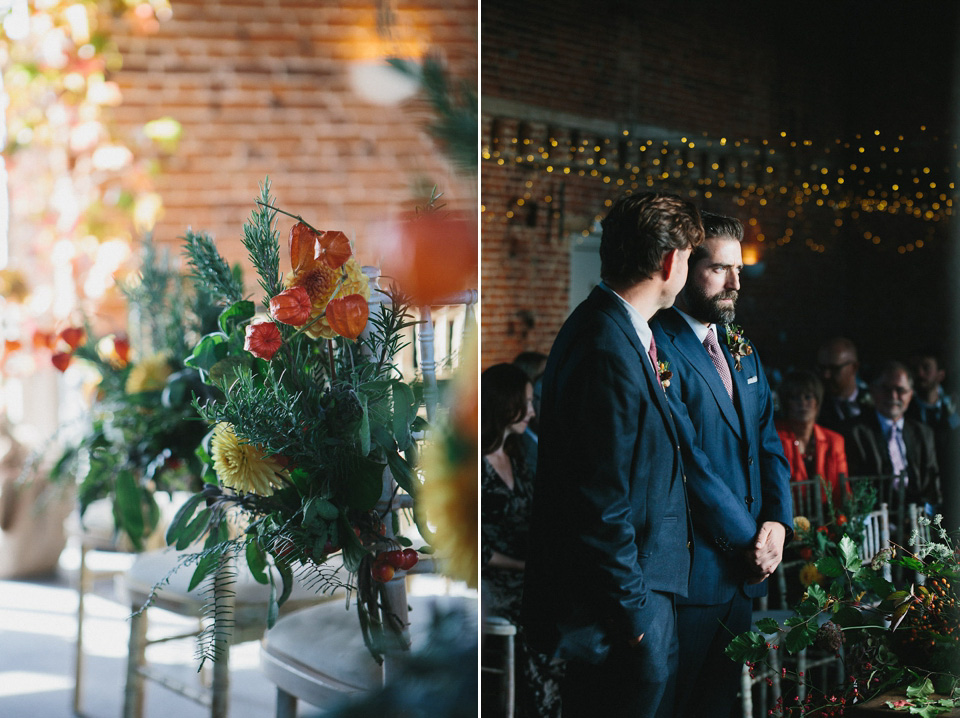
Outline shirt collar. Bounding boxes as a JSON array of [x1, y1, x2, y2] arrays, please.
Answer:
[[673, 305, 715, 344], [599, 282, 653, 354], [876, 410, 904, 435]]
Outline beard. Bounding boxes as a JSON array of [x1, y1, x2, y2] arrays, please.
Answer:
[[683, 284, 738, 324]]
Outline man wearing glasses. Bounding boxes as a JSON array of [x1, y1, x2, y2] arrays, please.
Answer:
[[845, 360, 942, 512], [816, 337, 870, 432]]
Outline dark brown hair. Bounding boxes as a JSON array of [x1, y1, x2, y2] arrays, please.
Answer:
[[482, 363, 531, 456], [690, 210, 744, 265], [599, 192, 704, 288]]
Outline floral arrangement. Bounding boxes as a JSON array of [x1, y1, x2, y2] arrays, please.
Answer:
[[723, 323, 754, 370], [728, 507, 960, 717], [161, 181, 429, 664], [48, 238, 219, 550], [658, 360, 673, 389]]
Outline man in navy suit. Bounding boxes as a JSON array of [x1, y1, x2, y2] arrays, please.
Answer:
[[522, 192, 703, 718], [651, 211, 793, 718]]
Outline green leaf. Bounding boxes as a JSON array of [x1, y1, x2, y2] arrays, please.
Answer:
[[188, 552, 219, 592], [806, 583, 827, 608], [115, 470, 145, 551], [838, 534, 860, 570], [219, 300, 256, 334], [185, 332, 229, 375], [245, 539, 269, 585], [165, 493, 205, 546], [723, 631, 768, 663], [392, 381, 415, 451], [209, 356, 252, 387], [906, 677, 936, 700], [358, 393, 371, 455], [314, 498, 339, 521], [784, 622, 818, 653], [275, 560, 294, 607], [755, 617, 780, 634], [176, 508, 211, 550], [817, 555, 844, 578], [386, 451, 417, 496], [267, 572, 279, 628], [395, 535, 412, 547], [339, 514, 367, 572]]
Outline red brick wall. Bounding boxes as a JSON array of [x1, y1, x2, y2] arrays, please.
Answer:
[[480, 1, 956, 374], [104, 0, 477, 273]]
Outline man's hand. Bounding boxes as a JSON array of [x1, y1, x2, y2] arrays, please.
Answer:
[[745, 521, 786, 584]]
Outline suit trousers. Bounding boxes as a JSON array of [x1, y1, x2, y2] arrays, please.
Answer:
[[675, 594, 753, 718], [560, 590, 677, 718]]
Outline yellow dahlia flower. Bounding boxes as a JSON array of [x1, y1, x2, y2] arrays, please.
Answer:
[[211, 423, 289, 496], [419, 327, 478, 588], [125, 353, 173, 394], [799, 562, 825, 587], [286, 257, 370, 339]]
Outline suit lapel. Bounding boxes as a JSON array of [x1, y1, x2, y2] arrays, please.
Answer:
[[719, 325, 750, 438], [662, 309, 742, 439], [593, 289, 678, 444]]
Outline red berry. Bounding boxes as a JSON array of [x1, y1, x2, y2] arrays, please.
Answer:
[[381, 550, 404, 569], [371, 561, 395, 582], [399, 548, 419, 570]]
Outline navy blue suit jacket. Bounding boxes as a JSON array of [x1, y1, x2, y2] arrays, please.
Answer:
[[651, 307, 792, 604], [522, 287, 692, 664]]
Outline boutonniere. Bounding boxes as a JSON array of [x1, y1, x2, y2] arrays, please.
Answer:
[[723, 323, 753, 371], [658, 360, 673, 388]]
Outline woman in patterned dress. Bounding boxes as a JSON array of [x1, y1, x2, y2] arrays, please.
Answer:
[[482, 363, 562, 717]]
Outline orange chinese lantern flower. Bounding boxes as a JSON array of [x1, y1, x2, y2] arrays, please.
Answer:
[[377, 212, 476, 306], [244, 321, 283, 360], [4, 339, 21, 354], [289, 222, 352, 272], [59, 326, 86, 351], [32, 330, 55, 351], [325, 294, 369, 340], [286, 223, 370, 340], [269, 286, 312, 326], [52, 352, 73, 372], [113, 335, 131, 364]]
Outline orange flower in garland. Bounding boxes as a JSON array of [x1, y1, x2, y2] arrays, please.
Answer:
[[284, 222, 370, 340], [269, 286, 312, 326], [244, 321, 283, 360], [325, 294, 369, 340]]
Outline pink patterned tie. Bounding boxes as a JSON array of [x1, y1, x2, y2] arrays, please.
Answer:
[[648, 335, 662, 388], [889, 424, 906, 478], [703, 329, 733, 401]]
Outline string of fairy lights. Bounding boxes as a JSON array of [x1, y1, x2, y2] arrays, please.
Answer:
[[481, 121, 956, 256]]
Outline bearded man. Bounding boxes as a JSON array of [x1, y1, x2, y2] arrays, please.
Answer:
[[651, 210, 792, 718]]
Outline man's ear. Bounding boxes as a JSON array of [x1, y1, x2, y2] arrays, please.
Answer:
[[662, 248, 680, 280]]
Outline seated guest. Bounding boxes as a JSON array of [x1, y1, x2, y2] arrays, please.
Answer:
[[816, 337, 871, 433], [481, 363, 560, 718], [845, 360, 942, 511], [775, 370, 849, 507], [908, 351, 960, 527], [512, 351, 548, 473]]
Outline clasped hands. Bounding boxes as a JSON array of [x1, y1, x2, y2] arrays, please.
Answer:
[[745, 521, 786, 585]]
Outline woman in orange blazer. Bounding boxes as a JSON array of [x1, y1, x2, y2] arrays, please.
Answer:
[[776, 370, 850, 507]]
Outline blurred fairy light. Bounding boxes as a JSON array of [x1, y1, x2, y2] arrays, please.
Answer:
[[1, 0, 29, 41]]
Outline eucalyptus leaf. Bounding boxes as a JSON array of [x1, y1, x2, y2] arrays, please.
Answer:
[[246, 539, 269, 585], [176, 508, 211, 550], [386, 451, 416, 495], [392, 381, 415, 451], [165, 493, 205, 546], [115, 469, 144, 550]]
